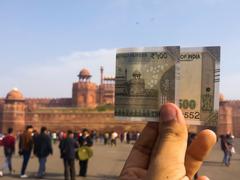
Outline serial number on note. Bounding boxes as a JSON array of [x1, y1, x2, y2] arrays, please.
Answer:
[[183, 111, 200, 119], [179, 99, 200, 119]]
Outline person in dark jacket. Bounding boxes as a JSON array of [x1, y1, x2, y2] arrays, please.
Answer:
[[34, 127, 53, 178], [78, 129, 93, 177], [2, 128, 16, 175], [19, 125, 34, 178], [59, 130, 79, 180]]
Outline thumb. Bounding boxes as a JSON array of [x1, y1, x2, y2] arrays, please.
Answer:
[[146, 103, 188, 180]]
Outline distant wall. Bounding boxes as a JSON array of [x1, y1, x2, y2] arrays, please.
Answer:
[[25, 98, 72, 110], [1, 97, 240, 136], [225, 101, 240, 137], [217, 101, 233, 135], [25, 111, 146, 133]]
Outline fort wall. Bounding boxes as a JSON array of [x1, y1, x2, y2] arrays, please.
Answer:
[[25, 110, 146, 133]]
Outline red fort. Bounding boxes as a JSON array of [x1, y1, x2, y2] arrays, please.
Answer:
[[0, 68, 239, 136], [0, 67, 145, 134]]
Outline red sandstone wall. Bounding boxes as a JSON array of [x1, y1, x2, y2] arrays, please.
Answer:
[[72, 82, 97, 107], [227, 101, 240, 137], [2, 96, 240, 137], [1, 102, 26, 133], [97, 84, 115, 104], [216, 100, 240, 137], [217, 102, 232, 135], [25, 110, 146, 133], [25, 98, 72, 110]]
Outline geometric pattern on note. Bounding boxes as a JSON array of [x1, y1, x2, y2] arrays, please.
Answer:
[[115, 46, 179, 121]]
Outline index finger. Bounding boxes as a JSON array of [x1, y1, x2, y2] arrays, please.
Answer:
[[120, 122, 158, 175]]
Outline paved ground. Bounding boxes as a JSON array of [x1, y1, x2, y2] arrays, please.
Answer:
[[0, 139, 239, 180]]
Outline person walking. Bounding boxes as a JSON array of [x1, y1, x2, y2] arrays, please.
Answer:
[[220, 134, 233, 166], [19, 125, 34, 178], [225, 133, 234, 166], [78, 129, 93, 177], [59, 130, 79, 180], [34, 127, 53, 178], [1, 128, 16, 175], [220, 135, 227, 164]]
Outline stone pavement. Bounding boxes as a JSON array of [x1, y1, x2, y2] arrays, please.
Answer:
[[0, 139, 239, 180]]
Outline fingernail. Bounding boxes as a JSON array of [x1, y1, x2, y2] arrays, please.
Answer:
[[160, 104, 177, 122]]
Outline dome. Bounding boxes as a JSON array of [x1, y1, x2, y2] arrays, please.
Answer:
[[6, 88, 24, 101], [78, 68, 91, 79]]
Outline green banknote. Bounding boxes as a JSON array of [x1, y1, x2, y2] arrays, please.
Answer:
[[179, 47, 220, 127], [115, 46, 180, 121]]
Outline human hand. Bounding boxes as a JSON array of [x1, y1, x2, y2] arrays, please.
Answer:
[[119, 103, 216, 180]]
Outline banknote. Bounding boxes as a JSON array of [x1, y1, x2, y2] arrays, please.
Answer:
[[115, 46, 180, 121], [179, 47, 220, 127]]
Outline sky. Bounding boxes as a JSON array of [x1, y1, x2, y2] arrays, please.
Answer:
[[0, 0, 240, 99]]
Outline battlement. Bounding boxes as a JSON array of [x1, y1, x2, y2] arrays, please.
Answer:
[[24, 98, 73, 111], [224, 100, 240, 103], [26, 97, 72, 101]]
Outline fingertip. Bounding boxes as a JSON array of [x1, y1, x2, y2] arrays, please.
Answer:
[[196, 129, 217, 149], [187, 129, 217, 162]]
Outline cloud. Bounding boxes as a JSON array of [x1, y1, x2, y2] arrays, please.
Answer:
[[0, 47, 239, 100], [0, 49, 116, 98]]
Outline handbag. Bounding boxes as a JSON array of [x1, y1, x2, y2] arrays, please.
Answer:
[[77, 146, 93, 161], [231, 147, 236, 154]]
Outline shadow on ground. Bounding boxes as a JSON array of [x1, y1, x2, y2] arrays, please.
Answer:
[[88, 175, 118, 180], [203, 161, 224, 166], [9, 172, 63, 180]]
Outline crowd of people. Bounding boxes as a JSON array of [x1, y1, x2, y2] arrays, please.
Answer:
[[0, 126, 94, 179], [0, 123, 236, 179], [0, 126, 140, 179], [102, 131, 141, 146], [51, 130, 140, 146]]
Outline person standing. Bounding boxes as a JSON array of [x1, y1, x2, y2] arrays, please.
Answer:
[[59, 130, 79, 180], [52, 132, 57, 144], [103, 132, 109, 145], [1, 128, 16, 175], [111, 131, 118, 146], [78, 129, 93, 177], [34, 127, 53, 178], [120, 133, 124, 143], [19, 125, 34, 178], [126, 132, 131, 144]]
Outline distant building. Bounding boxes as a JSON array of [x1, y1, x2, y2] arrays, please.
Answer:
[[72, 67, 115, 107], [0, 67, 145, 133], [1, 88, 26, 133], [217, 94, 240, 137]]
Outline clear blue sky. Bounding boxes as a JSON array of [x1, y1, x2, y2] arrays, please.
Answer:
[[0, 0, 239, 99]]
